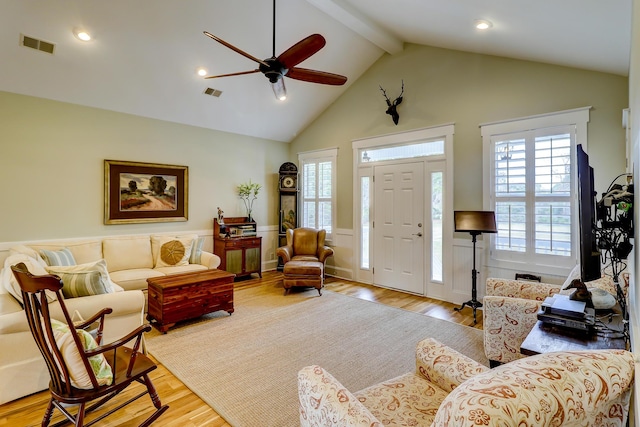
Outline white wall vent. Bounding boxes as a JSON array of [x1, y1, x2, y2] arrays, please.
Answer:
[[20, 34, 55, 54], [204, 88, 223, 97]]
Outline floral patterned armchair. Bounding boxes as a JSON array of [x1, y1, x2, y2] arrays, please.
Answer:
[[298, 338, 489, 427], [483, 265, 622, 366], [483, 278, 563, 366], [298, 338, 634, 427]]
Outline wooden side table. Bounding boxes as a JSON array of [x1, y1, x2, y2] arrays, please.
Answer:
[[521, 313, 628, 356], [213, 217, 262, 279]]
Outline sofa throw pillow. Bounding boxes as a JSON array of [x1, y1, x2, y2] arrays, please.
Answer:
[[57, 271, 110, 299], [41, 248, 77, 267], [190, 237, 205, 264], [47, 318, 113, 389], [151, 235, 195, 268], [151, 234, 197, 267], [156, 239, 193, 267], [9, 245, 48, 268], [2, 253, 58, 304], [46, 259, 116, 294]]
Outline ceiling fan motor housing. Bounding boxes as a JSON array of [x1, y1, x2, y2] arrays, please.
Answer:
[[260, 57, 288, 82]]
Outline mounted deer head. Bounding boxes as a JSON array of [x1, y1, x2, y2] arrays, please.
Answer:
[[380, 80, 404, 125]]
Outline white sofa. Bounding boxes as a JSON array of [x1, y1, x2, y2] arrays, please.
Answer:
[[0, 233, 221, 404]]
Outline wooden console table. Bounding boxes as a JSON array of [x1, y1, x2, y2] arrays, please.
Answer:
[[147, 269, 235, 333], [521, 315, 628, 356]]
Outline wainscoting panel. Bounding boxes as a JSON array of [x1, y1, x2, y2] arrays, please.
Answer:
[[325, 228, 354, 280], [452, 238, 486, 305], [1, 228, 568, 305], [257, 225, 279, 272]]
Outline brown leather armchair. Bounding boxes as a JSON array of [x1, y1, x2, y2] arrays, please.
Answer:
[[277, 228, 334, 268]]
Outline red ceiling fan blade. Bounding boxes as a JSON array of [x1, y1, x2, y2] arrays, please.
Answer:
[[204, 31, 270, 67], [286, 67, 347, 85], [277, 34, 326, 69], [204, 69, 260, 79]]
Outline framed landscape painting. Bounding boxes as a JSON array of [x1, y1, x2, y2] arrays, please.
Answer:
[[104, 160, 188, 224]]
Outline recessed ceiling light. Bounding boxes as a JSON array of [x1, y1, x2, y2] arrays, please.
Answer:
[[197, 67, 208, 77], [73, 28, 91, 41], [474, 20, 493, 30]]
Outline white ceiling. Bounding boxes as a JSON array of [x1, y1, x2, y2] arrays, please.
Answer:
[[0, 0, 632, 142]]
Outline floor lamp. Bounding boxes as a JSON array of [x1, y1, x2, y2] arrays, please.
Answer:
[[453, 211, 497, 324]]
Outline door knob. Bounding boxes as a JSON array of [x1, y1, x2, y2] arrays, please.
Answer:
[[412, 232, 423, 237]]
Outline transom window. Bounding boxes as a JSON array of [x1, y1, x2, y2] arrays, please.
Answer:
[[359, 140, 444, 163]]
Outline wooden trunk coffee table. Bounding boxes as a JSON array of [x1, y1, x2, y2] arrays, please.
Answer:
[[147, 269, 235, 333]]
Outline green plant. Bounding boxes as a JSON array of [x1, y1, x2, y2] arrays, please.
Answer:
[[237, 180, 262, 220]]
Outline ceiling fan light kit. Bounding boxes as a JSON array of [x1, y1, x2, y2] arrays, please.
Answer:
[[271, 77, 287, 101], [202, 0, 346, 101]]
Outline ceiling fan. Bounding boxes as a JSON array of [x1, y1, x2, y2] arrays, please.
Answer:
[[203, 0, 347, 101]]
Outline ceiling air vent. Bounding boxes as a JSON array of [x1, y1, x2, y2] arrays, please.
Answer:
[[20, 34, 55, 54], [204, 88, 222, 98]]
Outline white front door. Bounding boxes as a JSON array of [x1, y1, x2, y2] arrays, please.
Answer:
[[373, 162, 424, 294]]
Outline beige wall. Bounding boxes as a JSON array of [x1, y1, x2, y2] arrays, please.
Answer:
[[290, 43, 629, 230], [0, 91, 288, 242], [0, 44, 629, 244]]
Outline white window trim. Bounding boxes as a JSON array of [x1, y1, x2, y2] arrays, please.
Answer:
[[481, 107, 591, 277], [298, 148, 338, 242]]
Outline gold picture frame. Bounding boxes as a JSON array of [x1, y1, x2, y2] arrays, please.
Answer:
[[104, 160, 188, 224]]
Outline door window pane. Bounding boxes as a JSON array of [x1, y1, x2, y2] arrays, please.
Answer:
[[431, 172, 443, 281], [361, 176, 370, 269]]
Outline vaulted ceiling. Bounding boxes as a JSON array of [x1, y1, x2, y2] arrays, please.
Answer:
[[0, 0, 632, 142]]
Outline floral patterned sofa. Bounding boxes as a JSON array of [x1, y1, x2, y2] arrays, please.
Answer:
[[483, 265, 625, 366], [298, 338, 634, 426]]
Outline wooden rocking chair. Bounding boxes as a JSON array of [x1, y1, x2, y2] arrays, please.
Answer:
[[11, 262, 168, 427]]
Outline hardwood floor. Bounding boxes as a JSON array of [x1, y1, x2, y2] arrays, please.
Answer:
[[0, 271, 483, 427]]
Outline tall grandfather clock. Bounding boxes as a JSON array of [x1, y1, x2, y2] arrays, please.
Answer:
[[278, 162, 299, 270]]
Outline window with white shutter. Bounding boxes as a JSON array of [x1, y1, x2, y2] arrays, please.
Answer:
[[482, 108, 590, 274], [299, 149, 337, 240]]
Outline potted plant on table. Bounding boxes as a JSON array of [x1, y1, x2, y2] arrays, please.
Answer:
[[237, 180, 262, 222]]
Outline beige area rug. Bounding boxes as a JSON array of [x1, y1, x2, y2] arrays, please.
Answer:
[[145, 282, 487, 426]]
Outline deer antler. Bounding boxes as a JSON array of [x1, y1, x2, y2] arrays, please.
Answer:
[[379, 85, 392, 106], [397, 80, 404, 102]]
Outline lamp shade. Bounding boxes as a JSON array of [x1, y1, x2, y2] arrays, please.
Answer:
[[454, 211, 497, 233], [271, 78, 287, 101]]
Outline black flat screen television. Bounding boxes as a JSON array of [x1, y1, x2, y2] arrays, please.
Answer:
[[576, 144, 601, 282]]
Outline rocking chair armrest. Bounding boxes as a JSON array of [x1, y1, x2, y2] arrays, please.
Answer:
[[73, 307, 113, 330], [85, 323, 152, 356]]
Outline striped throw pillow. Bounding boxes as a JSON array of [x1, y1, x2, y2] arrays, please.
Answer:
[[41, 248, 76, 266], [190, 237, 205, 264], [46, 260, 115, 294], [58, 271, 110, 298]]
